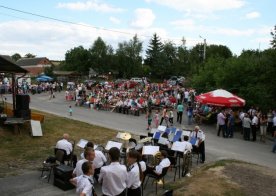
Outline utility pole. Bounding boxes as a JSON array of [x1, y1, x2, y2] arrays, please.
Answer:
[[199, 35, 206, 62]]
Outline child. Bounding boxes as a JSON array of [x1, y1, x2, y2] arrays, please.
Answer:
[[70, 161, 95, 196], [146, 109, 152, 130], [154, 110, 160, 128], [169, 110, 174, 126], [69, 105, 73, 116]]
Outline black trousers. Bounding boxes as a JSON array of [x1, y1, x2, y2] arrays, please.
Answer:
[[127, 187, 141, 196], [217, 125, 226, 137], [251, 125, 257, 141], [177, 112, 183, 124]]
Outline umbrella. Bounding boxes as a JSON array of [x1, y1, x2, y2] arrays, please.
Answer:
[[195, 89, 245, 107], [36, 77, 48, 82], [39, 75, 53, 81]]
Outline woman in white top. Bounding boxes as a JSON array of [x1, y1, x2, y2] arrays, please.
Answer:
[[126, 150, 143, 196]]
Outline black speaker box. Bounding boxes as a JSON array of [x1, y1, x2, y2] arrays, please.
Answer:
[[16, 94, 30, 110], [53, 177, 75, 191], [15, 109, 31, 120], [54, 165, 74, 181], [54, 165, 74, 191]]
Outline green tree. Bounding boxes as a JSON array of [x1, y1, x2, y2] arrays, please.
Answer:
[[89, 37, 112, 74], [11, 53, 21, 62], [24, 53, 36, 58], [63, 46, 91, 74], [115, 35, 143, 78], [44, 65, 54, 77], [270, 25, 276, 49], [144, 33, 164, 78]]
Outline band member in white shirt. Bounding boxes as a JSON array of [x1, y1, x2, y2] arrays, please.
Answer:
[[190, 126, 206, 163], [126, 150, 143, 196], [99, 147, 127, 196], [80, 142, 107, 182], [70, 161, 95, 196], [73, 147, 95, 178], [145, 150, 171, 177], [182, 135, 193, 177], [55, 133, 77, 167]]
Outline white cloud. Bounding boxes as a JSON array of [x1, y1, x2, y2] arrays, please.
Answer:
[[57, 0, 124, 13], [130, 8, 156, 28], [145, 0, 245, 13], [0, 20, 168, 60], [245, 11, 260, 19], [109, 17, 121, 24]]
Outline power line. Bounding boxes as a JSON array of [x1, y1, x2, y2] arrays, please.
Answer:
[[0, 5, 201, 43]]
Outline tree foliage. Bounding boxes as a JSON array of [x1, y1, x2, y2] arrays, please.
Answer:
[[270, 25, 276, 49], [11, 53, 21, 62]]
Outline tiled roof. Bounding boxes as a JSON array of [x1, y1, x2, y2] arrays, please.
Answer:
[[16, 57, 50, 66]]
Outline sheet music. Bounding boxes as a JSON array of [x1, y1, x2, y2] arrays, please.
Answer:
[[172, 130, 183, 142], [158, 125, 167, 132], [142, 146, 160, 155], [190, 137, 199, 146], [116, 132, 122, 139], [150, 128, 158, 134], [182, 131, 191, 136], [158, 137, 169, 145], [77, 139, 88, 148], [171, 141, 186, 152], [105, 141, 122, 150]]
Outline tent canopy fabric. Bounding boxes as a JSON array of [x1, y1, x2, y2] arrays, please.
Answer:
[[196, 89, 246, 107], [0, 55, 28, 73], [36, 75, 53, 82]]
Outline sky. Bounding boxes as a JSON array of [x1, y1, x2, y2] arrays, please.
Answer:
[[0, 0, 275, 60]]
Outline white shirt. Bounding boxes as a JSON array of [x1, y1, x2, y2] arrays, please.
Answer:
[[183, 141, 193, 152], [243, 117, 252, 128], [93, 150, 107, 169], [99, 162, 127, 196], [155, 158, 171, 175], [127, 163, 141, 189], [73, 159, 93, 177], [252, 116, 259, 125], [74, 175, 93, 196], [273, 116, 276, 126], [139, 161, 146, 172], [190, 130, 205, 142], [55, 139, 72, 155], [217, 112, 226, 125]]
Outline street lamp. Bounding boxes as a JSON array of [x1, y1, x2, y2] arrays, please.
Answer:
[[199, 35, 206, 62]]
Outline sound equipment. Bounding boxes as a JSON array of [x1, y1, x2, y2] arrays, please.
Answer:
[[15, 109, 31, 120], [16, 94, 30, 110], [53, 165, 75, 191]]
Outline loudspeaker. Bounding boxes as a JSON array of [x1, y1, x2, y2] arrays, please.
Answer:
[[16, 94, 30, 110], [15, 109, 31, 120], [54, 165, 74, 191]]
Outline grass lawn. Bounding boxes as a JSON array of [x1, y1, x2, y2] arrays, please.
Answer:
[[0, 108, 117, 177]]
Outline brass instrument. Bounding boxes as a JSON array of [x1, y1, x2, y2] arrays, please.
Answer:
[[151, 151, 161, 166]]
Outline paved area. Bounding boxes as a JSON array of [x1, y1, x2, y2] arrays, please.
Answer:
[[1, 92, 275, 195]]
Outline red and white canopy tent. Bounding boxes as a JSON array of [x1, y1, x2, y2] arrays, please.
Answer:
[[195, 89, 245, 107]]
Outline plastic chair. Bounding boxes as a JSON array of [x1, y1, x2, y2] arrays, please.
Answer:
[[144, 166, 170, 195]]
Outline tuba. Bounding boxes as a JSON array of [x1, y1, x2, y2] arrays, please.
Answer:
[[151, 151, 162, 166]]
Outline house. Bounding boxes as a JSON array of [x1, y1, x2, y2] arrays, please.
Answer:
[[16, 57, 52, 77]]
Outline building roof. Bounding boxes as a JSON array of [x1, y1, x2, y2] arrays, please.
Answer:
[[53, 70, 80, 76], [0, 55, 28, 73], [16, 57, 50, 66]]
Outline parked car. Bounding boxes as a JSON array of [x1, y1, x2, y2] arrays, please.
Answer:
[[130, 77, 143, 83]]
